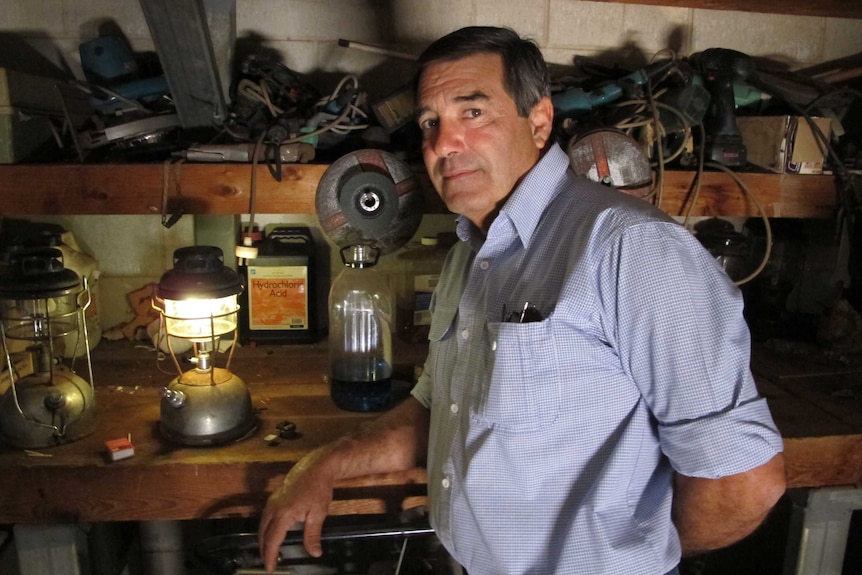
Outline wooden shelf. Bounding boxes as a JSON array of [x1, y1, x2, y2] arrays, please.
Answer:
[[601, 0, 862, 19], [0, 163, 839, 219]]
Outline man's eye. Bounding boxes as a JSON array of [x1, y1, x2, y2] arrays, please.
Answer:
[[419, 118, 438, 130], [466, 109, 482, 118]]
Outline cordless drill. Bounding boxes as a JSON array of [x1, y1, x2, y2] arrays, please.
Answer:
[[689, 48, 757, 167]]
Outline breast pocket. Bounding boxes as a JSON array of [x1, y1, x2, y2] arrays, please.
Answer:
[[476, 319, 561, 432], [426, 304, 458, 405], [428, 304, 457, 343]]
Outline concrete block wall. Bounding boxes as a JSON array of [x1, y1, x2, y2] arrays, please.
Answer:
[[1, 0, 860, 331], [4, 1, 860, 83]]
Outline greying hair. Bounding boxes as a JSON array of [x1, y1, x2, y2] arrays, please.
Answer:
[[414, 26, 550, 118]]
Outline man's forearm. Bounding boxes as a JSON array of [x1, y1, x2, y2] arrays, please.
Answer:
[[672, 453, 786, 555], [317, 396, 431, 483]]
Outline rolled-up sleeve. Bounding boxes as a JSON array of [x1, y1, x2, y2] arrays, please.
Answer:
[[600, 221, 784, 478]]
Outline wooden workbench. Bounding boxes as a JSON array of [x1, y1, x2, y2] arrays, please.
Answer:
[[0, 340, 860, 526], [0, 340, 429, 525]]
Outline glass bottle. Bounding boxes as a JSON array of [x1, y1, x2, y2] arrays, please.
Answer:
[[328, 244, 393, 411]]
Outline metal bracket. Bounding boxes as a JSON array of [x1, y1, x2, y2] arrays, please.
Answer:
[[785, 486, 862, 575]]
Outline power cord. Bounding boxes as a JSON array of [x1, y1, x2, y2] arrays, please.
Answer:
[[237, 78, 284, 117], [609, 59, 774, 286], [703, 162, 773, 286]]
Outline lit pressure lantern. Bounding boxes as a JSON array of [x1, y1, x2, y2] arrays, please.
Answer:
[[0, 247, 97, 448], [153, 246, 256, 446]]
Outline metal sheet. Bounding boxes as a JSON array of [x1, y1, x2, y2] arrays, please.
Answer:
[[138, 0, 232, 129]]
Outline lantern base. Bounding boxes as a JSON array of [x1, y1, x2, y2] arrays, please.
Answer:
[[0, 366, 97, 449], [159, 368, 257, 446]]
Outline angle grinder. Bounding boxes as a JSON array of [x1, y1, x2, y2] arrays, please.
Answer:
[[566, 129, 653, 198]]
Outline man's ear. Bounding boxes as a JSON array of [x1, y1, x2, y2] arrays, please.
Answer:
[[529, 96, 554, 149]]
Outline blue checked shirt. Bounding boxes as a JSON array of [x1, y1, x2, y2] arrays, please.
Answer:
[[411, 143, 783, 575]]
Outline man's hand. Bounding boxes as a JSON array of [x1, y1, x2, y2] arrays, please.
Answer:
[[257, 447, 337, 571], [673, 452, 786, 555], [256, 398, 431, 573]]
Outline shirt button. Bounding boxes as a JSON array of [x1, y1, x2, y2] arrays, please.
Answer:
[[491, 340, 497, 351], [442, 477, 450, 489], [460, 329, 469, 340], [450, 403, 459, 414], [479, 261, 489, 270]]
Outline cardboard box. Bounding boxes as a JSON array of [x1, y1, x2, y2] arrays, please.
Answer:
[[737, 115, 831, 174], [105, 437, 135, 461]]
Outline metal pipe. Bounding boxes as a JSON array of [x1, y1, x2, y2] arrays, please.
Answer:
[[139, 520, 185, 575], [336, 39, 417, 61]]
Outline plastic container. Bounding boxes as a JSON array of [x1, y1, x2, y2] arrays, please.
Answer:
[[238, 226, 320, 345], [394, 236, 448, 343], [328, 244, 393, 412]]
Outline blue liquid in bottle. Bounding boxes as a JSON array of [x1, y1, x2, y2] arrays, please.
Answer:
[[329, 245, 393, 412]]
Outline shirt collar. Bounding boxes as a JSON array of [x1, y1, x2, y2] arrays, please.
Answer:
[[455, 143, 571, 250]]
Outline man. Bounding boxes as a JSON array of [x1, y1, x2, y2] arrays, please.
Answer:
[[258, 26, 786, 574]]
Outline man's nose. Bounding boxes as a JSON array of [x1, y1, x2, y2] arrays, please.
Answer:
[[430, 119, 464, 157]]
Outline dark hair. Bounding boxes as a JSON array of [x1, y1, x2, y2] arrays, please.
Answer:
[[414, 26, 550, 117]]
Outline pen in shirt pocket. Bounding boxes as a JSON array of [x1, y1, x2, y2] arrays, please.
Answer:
[[503, 301, 543, 323]]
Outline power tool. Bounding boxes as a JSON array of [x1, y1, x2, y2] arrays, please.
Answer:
[[688, 48, 757, 167], [552, 59, 675, 120]]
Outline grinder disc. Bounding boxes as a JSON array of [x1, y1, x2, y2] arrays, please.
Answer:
[[316, 149, 424, 255], [566, 129, 653, 198]]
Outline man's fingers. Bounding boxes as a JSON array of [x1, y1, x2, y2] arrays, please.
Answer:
[[302, 513, 325, 558], [260, 513, 300, 572], [257, 507, 273, 557]]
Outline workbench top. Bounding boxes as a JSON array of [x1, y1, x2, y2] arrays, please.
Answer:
[[0, 340, 859, 525]]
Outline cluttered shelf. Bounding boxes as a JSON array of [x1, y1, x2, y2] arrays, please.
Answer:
[[0, 162, 839, 218]]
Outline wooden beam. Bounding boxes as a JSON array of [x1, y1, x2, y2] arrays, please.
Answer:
[[0, 163, 838, 218], [655, 171, 838, 219], [590, 0, 862, 19], [0, 163, 330, 216], [784, 435, 862, 488]]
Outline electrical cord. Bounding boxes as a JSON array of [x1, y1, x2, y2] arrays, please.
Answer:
[[237, 78, 284, 117], [231, 74, 367, 147], [646, 81, 665, 208], [681, 123, 707, 228], [613, 98, 689, 207], [245, 130, 266, 240], [248, 75, 366, 148], [613, 100, 691, 165], [309, 74, 370, 135], [611, 69, 773, 285], [703, 162, 773, 286]]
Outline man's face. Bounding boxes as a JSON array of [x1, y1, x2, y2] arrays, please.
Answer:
[[416, 53, 552, 231]]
